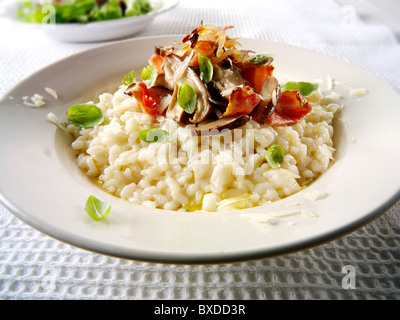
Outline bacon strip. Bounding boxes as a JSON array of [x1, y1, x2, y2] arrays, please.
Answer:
[[223, 86, 261, 117], [267, 90, 312, 126], [149, 54, 164, 74], [240, 64, 274, 93], [125, 82, 170, 117]]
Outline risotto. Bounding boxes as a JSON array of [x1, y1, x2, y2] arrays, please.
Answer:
[[66, 25, 342, 212]]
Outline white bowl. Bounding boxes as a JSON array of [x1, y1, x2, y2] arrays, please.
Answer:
[[8, 0, 180, 42], [0, 36, 399, 264]]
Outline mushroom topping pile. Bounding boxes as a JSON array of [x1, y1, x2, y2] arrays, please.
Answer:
[[124, 25, 313, 135]]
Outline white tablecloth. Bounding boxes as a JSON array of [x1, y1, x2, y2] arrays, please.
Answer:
[[1, 0, 399, 300]]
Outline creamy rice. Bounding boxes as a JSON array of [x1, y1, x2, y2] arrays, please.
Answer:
[[67, 82, 342, 212]]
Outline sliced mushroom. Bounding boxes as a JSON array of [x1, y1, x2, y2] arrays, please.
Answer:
[[162, 54, 213, 124], [212, 63, 247, 99], [251, 76, 280, 123], [153, 73, 171, 89], [182, 29, 200, 48], [236, 50, 273, 68], [206, 81, 228, 107], [152, 46, 178, 90], [148, 86, 173, 115], [191, 114, 250, 136], [154, 45, 175, 58]]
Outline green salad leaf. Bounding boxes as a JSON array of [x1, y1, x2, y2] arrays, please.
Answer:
[[125, 0, 153, 16], [85, 195, 111, 221], [198, 56, 213, 84], [16, 0, 153, 24], [97, 0, 123, 21], [16, 1, 50, 23], [281, 81, 319, 97], [141, 65, 158, 87], [138, 128, 170, 143], [122, 70, 136, 86], [266, 144, 285, 169], [177, 83, 197, 114], [67, 104, 104, 127]]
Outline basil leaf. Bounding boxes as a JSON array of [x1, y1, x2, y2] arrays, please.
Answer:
[[266, 144, 285, 169], [281, 81, 319, 97], [122, 70, 136, 86], [67, 104, 104, 127], [198, 56, 213, 84], [141, 65, 158, 87], [138, 128, 169, 143], [250, 54, 272, 64], [85, 195, 111, 221], [177, 83, 197, 114]]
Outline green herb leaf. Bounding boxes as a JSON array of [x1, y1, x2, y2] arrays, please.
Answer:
[[85, 195, 111, 221], [141, 65, 158, 87], [281, 81, 319, 97], [177, 83, 197, 114], [198, 56, 213, 84], [138, 128, 170, 143], [67, 104, 104, 128], [122, 70, 136, 86], [250, 54, 272, 65], [266, 144, 285, 169]]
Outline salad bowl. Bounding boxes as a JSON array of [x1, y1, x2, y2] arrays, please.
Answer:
[[7, 0, 180, 42]]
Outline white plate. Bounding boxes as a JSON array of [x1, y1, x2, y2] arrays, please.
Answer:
[[6, 0, 179, 43], [1, 36, 400, 264]]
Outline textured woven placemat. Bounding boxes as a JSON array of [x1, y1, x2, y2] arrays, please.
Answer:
[[1, 202, 399, 299]]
